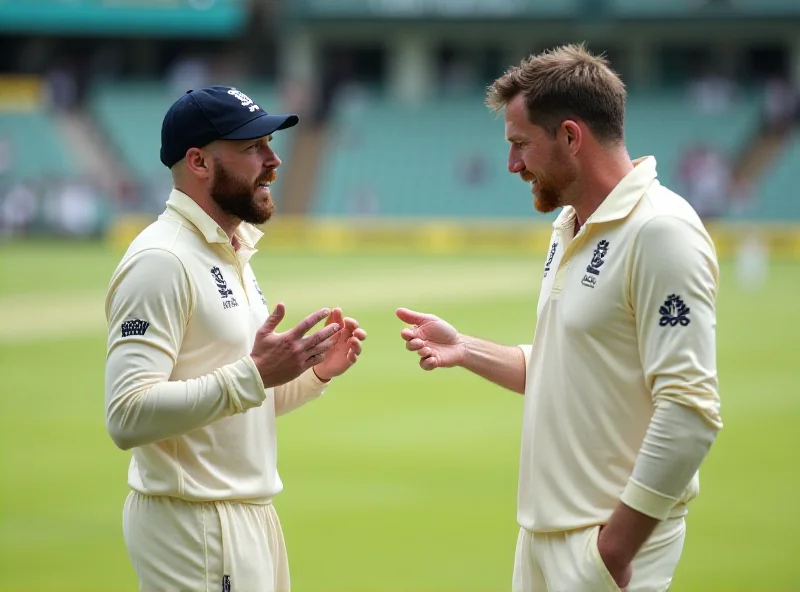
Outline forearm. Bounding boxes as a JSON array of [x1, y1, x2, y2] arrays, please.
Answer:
[[598, 501, 659, 571], [274, 367, 330, 416], [105, 354, 266, 450], [602, 400, 719, 564], [459, 335, 527, 394], [622, 399, 718, 518]]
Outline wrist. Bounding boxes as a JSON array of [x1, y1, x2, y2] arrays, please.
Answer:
[[249, 354, 266, 386], [312, 367, 332, 383], [455, 333, 471, 368], [597, 527, 632, 568], [598, 501, 660, 568]]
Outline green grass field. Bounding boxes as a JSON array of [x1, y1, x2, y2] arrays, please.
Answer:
[[0, 239, 798, 591]]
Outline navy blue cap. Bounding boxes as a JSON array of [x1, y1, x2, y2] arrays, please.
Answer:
[[160, 85, 299, 168]]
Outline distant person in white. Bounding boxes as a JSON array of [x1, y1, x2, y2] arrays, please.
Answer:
[[105, 85, 367, 592], [397, 44, 722, 592]]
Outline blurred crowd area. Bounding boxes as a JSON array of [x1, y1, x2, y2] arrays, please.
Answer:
[[1, 0, 800, 239]]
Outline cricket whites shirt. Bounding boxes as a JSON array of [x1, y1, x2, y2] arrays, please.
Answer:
[[517, 156, 723, 533], [104, 189, 328, 502]]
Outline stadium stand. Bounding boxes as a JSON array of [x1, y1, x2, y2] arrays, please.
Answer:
[[752, 133, 800, 220], [308, 89, 769, 219], [3, 82, 794, 228], [0, 111, 76, 181], [311, 96, 529, 218]]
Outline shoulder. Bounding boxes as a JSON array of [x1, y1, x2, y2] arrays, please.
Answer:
[[626, 212, 719, 304], [118, 247, 186, 277], [110, 216, 196, 280], [638, 181, 708, 231], [106, 246, 188, 303], [107, 219, 193, 296], [631, 181, 716, 257], [632, 213, 717, 268]]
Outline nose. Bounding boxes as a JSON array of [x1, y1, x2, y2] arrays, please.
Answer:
[[264, 146, 281, 169], [508, 150, 524, 174]]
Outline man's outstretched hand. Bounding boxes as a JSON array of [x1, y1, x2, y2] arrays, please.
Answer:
[[396, 308, 466, 371], [313, 307, 367, 381]]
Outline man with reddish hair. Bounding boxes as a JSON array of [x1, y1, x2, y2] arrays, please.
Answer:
[[397, 44, 722, 592]]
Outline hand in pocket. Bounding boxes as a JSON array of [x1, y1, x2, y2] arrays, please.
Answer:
[[596, 526, 633, 590]]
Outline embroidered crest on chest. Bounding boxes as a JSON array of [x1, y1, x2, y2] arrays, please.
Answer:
[[210, 266, 238, 309], [581, 240, 610, 288]]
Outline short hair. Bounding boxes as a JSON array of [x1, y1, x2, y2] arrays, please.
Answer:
[[486, 43, 626, 145]]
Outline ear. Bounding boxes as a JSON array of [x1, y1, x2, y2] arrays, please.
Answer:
[[561, 120, 582, 156], [185, 147, 211, 179]]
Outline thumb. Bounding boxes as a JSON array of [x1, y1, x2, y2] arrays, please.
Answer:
[[326, 307, 344, 327], [396, 307, 435, 326], [262, 302, 286, 334]]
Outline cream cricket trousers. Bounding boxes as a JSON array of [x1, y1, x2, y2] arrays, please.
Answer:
[[512, 517, 686, 592], [122, 491, 290, 592]]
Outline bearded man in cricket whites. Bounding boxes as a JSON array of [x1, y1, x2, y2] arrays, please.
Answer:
[[397, 44, 721, 592], [105, 85, 367, 592]]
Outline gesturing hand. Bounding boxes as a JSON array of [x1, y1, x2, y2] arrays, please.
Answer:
[[313, 308, 368, 381], [396, 307, 466, 371], [250, 303, 340, 388]]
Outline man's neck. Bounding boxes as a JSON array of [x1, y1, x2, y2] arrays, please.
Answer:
[[175, 184, 240, 243], [201, 200, 240, 241], [571, 148, 634, 227]]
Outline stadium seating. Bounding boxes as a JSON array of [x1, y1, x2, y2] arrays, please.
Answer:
[[750, 134, 800, 220], [83, 81, 797, 222], [0, 110, 76, 181], [309, 89, 767, 219], [312, 96, 533, 218], [622, 89, 762, 189]]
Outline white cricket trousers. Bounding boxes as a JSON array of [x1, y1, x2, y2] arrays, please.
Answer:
[[123, 491, 291, 592], [512, 516, 686, 592]]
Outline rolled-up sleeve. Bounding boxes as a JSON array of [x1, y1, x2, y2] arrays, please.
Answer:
[[104, 248, 266, 450], [621, 215, 723, 519]]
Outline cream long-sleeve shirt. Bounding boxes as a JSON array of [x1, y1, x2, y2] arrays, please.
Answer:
[[518, 156, 722, 533], [104, 189, 329, 503]]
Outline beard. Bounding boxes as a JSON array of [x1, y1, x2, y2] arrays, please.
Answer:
[[531, 173, 565, 214], [210, 162, 276, 225], [522, 153, 578, 214]]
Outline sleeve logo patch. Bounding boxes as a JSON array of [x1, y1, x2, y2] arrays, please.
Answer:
[[121, 319, 150, 337], [659, 294, 690, 326]]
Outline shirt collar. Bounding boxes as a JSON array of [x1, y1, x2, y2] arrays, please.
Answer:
[[552, 155, 658, 230], [164, 188, 264, 251]]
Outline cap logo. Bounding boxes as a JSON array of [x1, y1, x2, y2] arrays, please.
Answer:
[[227, 88, 260, 113]]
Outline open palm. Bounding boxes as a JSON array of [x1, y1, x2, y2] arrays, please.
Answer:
[[396, 308, 466, 371], [313, 308, 367, 381]]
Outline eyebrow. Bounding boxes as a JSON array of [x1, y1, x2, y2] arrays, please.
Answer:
[[506, 135, 528, 144], [244, 136, 273, 147]]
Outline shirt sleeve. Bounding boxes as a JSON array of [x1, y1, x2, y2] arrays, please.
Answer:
[[518, 344, 532, 369], [104, 248, 267, 450], [620, 214, 723, 519], [518, 344, 532, 384], [274, 368, 330, 416]]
